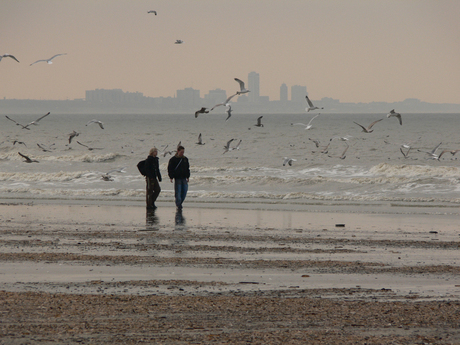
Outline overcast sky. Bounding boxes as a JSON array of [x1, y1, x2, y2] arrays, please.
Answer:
[[1, 0, 459, 103]]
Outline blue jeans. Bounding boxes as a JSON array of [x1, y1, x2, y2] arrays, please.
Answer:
[[174, 178, 188, 208]]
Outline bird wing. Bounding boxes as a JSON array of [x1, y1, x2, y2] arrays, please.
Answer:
[[367, 118, 383, 130], [225, 139, 234, 148], [76, 141, 89, 148], [98, 122, 104, 129], [341, 143, 349, 157], [27, 112, 50, 126], [430, 142, 442, 154], [307, 113, 320, 126], [210, 103, 223, 111], [225, 93, 237, 104], [292, 123, 308, 127], [305, 95, 314, 108], [30, 59, 47, 66], [5, 115, 19, 125], [4, 54, 20, 62], [395, 114, 402, 125], [18, 152, 31, 162], [48, 53, 66, 61], [353, 121, 367, 131], [234, 78, 245, 91]]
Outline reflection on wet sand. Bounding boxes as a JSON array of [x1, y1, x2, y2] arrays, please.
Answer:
[[175, 209, 186, 228], [146, 209, 159, 230]]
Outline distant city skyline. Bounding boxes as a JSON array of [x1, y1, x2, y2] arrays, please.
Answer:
[[1, 1, 459, 105]]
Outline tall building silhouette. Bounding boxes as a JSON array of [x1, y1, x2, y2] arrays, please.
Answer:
[[248, 71, 260, 103], [280, 83, 288, 102]]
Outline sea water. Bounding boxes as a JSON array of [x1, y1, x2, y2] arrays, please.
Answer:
[[1, 112, 459, 208]]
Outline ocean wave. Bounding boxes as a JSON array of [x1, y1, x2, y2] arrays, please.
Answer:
[[0, 152, 123, 163], [370, 163, 460, 179], [0, 171, 91, 182]]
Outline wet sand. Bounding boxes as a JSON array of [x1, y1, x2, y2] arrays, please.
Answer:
[[0, 201, 459, 343]]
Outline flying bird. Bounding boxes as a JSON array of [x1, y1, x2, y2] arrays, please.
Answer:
[[254, 116, 264, 127], [210, 93, 237, 111], [291, 113, 321, 130], [0, 54, 19, 63], [85, 119, 104, 129], [30, 53, 67, 66], [400, 147, 411, 159], [5, 112, 50, 130], [387, 109, 402, 125], [232, 139, 242, 151], [175, 40, 183, 44], [225, 105, 232, 121], [328, 143, 349, 160], [12, 140, 27, 147], [194, 107, 209, 118], [102, 166, 126, 181], [353, 119, 383, 133], [309, 138, 321, 148], [196, 133, 205, 145], [147, 10, 157, 15], [68, 130, 79, 144], [305, 95, 323, 112], [223, 139, 235, 154], [283, 157, 297, 166], [37, 143, 55, 152], [234, 78, 250, 95], [77, 141, 103, 151], [418, 142, 442, 159], [18, 152, 39, 163]]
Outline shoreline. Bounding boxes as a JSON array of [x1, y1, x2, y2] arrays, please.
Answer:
[[1, 200, 459, 343]]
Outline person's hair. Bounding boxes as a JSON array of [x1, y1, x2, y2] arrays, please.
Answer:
[[177, 145, 185, 152], [149, 147, 158, 155]]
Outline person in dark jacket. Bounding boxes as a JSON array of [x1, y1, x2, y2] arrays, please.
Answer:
[[167, 145, 190, 210], [145, 147, 162, 209]]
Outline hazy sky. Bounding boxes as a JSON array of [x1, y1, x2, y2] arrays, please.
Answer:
[[1, 0, 459, 103]]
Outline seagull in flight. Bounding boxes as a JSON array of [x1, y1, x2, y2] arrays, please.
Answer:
[[254, 116, 264, 127], [68, 130, 79, 144], [225, 105, 233, 121], [196, 133, 205, 145], [387, 109, 402, 125], [353, 119, 383, 133], [147, 10, 157, 15], [234, 78, 250, 95], [305, 95, 323, 112], [5, 112, 50, 130], [418, 142, 442, 159], [283, 157, 297, 166], [37, 143, 55, 152], [18, 152, 39, 163], [291, 113, 321, 130], [328, 143, 349, 160], [102, 166, 126, 181], [86, 119, 104, 129], [30, 53, 67, 66], [0, 54, 19, 63], [77, 141, 103, 151], [223, 139, 234, 154], [210, 93, 237, 111], [175, 40, 183, 44], [194, 107, 209, 118], [12, 140, 27, 147]]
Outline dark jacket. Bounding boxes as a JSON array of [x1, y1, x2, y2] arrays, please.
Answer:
[[168, 155, 190, 180], [145, 155, 162, 181]]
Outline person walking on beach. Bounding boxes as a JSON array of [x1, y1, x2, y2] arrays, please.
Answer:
[[145, 147, 162, 209], [168, 145, 190, 210]]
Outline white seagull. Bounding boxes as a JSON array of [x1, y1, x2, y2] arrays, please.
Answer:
[[196, 133, 205, 145], [305, 95, 323, 112], [0, 54, 19, 63], [210, 93, 237, 111], [291, 113, 321, 130], [387, 109, 402, 125], [5, 112, 50, 130], [68, 130, 80, 144], [234, 78, 250, 95], [223, 139, 234, 154], [418, 142, 442, 159], [86, 119, 104, 129], [283, 157, 297, 166], [30, 53, 67, 66]]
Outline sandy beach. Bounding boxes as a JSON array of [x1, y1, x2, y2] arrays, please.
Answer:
[[0, 200, 459, 344]]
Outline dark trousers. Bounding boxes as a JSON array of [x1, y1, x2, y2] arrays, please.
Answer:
[[146, 177, 161, 208]]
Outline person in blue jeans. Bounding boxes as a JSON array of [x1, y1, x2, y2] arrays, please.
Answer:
[[167, 145, 190, 210]]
